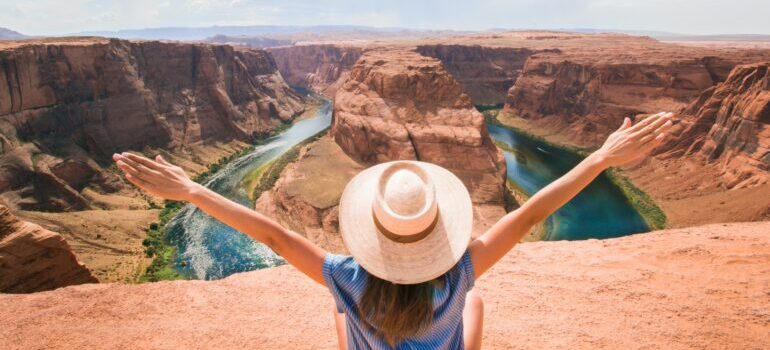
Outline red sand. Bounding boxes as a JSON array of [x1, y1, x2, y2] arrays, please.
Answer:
[[2, 222, 768, 349]]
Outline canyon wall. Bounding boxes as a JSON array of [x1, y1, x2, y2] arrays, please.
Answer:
[[416, 44, 539, 105], [0, 205, 97, 293], [502, 53, 740, 147], [3, 221, 769, 349], [669, 62, 770, 188], [257, 49, 509, 250], [268, 45, 363, 96], [331, 49, 507, 205], [0, 38, 304, 212]]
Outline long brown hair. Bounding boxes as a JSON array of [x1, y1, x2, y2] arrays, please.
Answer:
[[357, 274, 440, 345]]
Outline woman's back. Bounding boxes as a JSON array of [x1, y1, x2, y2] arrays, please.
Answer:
[[324, 251, 475, 349]]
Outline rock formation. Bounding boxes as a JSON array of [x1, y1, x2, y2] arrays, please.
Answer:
[[2, 221, 768, 349], [256, 49, 509, 250], [623, 63, 770, 227], [255, 137, 363, 252], [268, 44, 363, 96], [0, 205, 97, 293], [331, 49, 507, 205], [666, 62, 769, 188], [416, 44, 538, 105], [0, 37, 304, 211], [502, 53, 739, 147]]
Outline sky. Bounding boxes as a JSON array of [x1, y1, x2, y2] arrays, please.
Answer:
[[2, 0, 770, 36]]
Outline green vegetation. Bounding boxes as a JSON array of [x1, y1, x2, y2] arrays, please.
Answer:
[[244, 130, 328, 202], [605, 169, 667, 230], [483, 106, 667, 231], [138, 145, 255, 282], [193, 146, 254, 184], [474, 103, 505, 112], [140, 201, 186, 282]]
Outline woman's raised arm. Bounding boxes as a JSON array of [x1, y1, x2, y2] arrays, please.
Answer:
[[113, 153, 327, 285], [470, 112, 674, 278]]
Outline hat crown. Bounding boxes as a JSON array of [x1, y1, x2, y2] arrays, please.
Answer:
[[373, 162, 438, 241], [383, 169, 427, 216]]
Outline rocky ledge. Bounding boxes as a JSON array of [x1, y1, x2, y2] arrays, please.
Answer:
[[0, 205, 96, 293], [1, 222, 768, 349]]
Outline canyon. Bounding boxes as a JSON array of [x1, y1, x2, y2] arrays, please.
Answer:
[[1, 30, 769, 348], [256, 49, 508, 252], [0, 37, 305, 284], [266, 32, 770, 229], [268, 44, 362, 96]]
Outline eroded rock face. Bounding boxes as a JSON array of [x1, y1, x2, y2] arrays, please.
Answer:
[[0, 205, 97, 293], [255, 137, 363, 252], [268, 45, 363, 96], [503, 54, 737, 147], [331, 49, 507, 205], [416, 44, 538, 105], [0, 38, 304, 211], [665, 63, 770, 188]]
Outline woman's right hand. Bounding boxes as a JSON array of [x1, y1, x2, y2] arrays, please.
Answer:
[[112, 153, 200, 201], [594, 112, 674, 168]]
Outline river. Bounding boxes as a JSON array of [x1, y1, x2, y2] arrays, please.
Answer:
[[487, 123, 649, 241], [166, 100, 332, 280], [166, 102, 648, 280]]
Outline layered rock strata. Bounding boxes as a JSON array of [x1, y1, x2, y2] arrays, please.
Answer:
[[416, 44, 537, 105], [331, 49, 507, 205], [0, 205, 97, 293], [0, 37, 304, 211], [665, 62, 770, 188], [268, 44, 363, 96]]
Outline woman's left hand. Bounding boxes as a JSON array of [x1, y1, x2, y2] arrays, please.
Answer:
[[595, 112, 674, 168], [112, 153, 200, 201]]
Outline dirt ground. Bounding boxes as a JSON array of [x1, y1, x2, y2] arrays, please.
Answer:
[[2, 221, 768, 350]]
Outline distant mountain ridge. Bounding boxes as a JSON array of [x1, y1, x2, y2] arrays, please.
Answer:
[[0, 27, 27, 40], [73, 24, 465, 41]]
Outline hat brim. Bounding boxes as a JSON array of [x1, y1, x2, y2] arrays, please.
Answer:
[[338, 161, 473, 284]]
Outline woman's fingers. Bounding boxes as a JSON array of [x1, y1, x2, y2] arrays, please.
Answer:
[[630, 112, 672, 140], [116, 160, 157, 184], [616, 117, 632, 131], [627, 112, 665, 133], [155, 154, 172, 166], [125, 172, 156, 192], [642, 132, 667, 153], [124, 153, 164, 171], [116, 154, 164, 179]]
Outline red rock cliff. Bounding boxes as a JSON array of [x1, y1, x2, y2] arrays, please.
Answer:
[[331, 49, 506, 205], [0, 204, 97, 293], [268, 44, 362, 96], [503, 53, 739, 147], [662, 62, 770, 188], [0, 38, 304, 211], [416, 44, 539, 105]]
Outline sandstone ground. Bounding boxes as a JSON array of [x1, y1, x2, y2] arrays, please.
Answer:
[[2, 222, 768, 349]]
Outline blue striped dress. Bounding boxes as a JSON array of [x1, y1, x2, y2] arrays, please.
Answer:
[[323, 251, 475, 350]]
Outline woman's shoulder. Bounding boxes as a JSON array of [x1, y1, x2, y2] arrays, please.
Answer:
[[323, 254, 362, 278]]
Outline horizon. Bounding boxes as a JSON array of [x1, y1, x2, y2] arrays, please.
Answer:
[[2, 0, 770, 37]]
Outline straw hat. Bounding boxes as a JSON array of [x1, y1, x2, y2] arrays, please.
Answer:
[[338, 160, 473, 284]]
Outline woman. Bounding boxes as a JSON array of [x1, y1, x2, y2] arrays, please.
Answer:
[[113, 112, 673, 349]]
